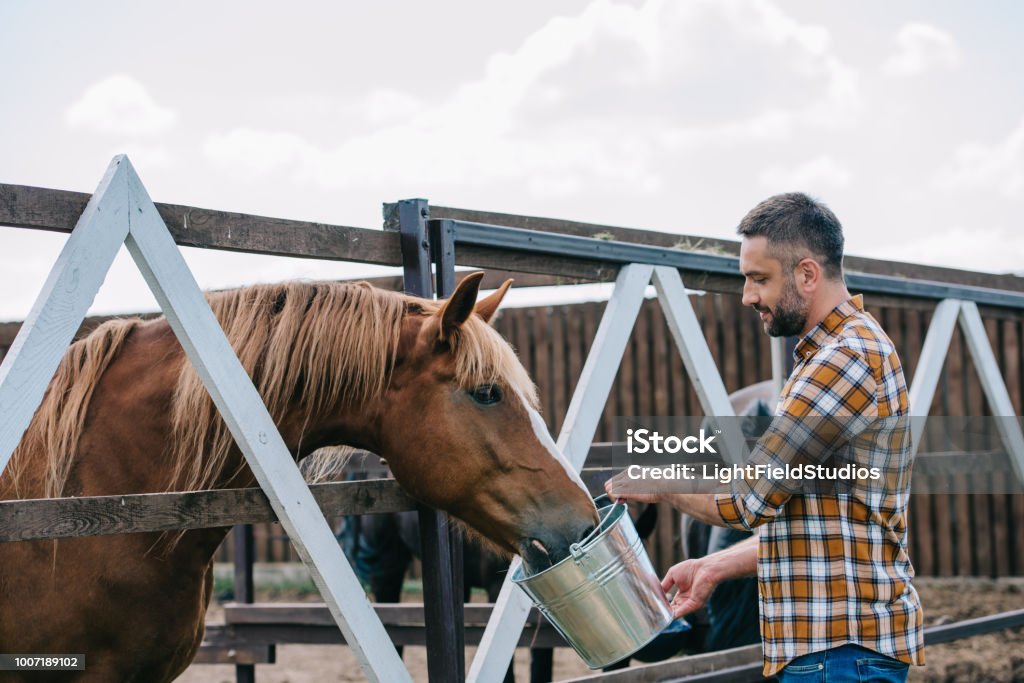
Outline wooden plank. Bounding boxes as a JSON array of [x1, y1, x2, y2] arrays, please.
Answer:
[[549, 306, 564, 433], [565, 306, 585, 437], [224, 602, 554, 628], [192, 644, 275, 665], [1015, 492, 1024, 575], [966, 320, 991, 577], [534, 305, 552, 429], [944, 324, 971, 576], [0, 159, 130, 474], [1010, 320, 1024, 575], [618, 301, 637, 422], [0, 478, 415, 542], [0, 183, 403, 267], [651, 299, 671, 416], [201, 622, 566, 649], [635, 302, 653, 419], [923, 608, 1024, 645], [719, 292, 740, 394], [908, 300, 961, 451]]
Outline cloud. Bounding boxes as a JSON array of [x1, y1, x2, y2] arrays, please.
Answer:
[[870, 225, 1024, 275], [882, 23, 961, 77], [203, 128, 316, 178], [201, 0, 860, 197], [758, 156, 853, 191], [66, 75, 177, 136], [935, 117, 1024, 198]]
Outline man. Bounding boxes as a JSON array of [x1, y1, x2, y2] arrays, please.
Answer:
[[609, 193, 923, 681]]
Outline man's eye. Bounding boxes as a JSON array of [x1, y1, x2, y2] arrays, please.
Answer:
[[469, 385, 503, 405]]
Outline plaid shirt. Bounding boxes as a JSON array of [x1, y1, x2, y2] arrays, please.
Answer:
[[716, 295, 924, 676]]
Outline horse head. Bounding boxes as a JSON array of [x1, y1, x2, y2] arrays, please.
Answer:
[[373, 273, 598, 569]]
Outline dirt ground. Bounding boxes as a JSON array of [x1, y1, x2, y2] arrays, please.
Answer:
[[177, 577, 1024, 683]]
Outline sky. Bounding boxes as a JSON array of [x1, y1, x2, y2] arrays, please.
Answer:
[[2, 0, 1023, 322]]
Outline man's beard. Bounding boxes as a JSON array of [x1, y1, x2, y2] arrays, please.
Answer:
[[756, 277, 808, 337]]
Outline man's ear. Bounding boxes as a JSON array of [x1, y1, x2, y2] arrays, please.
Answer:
[[437, 271, 485, 341], [795, 258, 822, 293], [474, 278, 514, 324]]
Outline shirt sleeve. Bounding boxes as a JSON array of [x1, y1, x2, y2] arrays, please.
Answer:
[[716, 344, 879, 530]]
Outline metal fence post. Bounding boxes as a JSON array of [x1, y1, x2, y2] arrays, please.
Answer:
[[398, 199, 464, 682]]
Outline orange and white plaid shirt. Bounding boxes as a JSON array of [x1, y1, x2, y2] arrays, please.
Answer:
[[716, 295, 924, 677]]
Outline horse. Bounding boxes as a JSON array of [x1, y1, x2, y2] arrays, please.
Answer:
[[0, 272, 599, 682]]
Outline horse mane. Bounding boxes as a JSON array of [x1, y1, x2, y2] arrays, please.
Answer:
[[5, 280, 538, 498], [5, 319, 140, 499]]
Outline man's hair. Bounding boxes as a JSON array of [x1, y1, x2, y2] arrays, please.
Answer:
[[737, 193, 844, 280]]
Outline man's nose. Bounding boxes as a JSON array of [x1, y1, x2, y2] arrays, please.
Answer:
[[741, 284, 757, 307]]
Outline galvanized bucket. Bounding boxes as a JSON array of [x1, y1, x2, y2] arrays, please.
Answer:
[[511, 498, 673, 668]]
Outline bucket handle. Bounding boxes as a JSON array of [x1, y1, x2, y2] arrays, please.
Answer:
[[569, 501, 620, 561]]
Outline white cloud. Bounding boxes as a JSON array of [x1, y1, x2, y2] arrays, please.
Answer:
[[869, 225, 1024, 275], [201, 0, 859, 198], [935, 117, 1024, 198], [360, 89, 423, 126], [758, 156, 853, 190], [882, 23, 961, 77], [65, 75, 177, 135], [203, 128, 316, 178]]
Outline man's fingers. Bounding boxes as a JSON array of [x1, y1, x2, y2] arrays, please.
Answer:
[[671, 595, 703, 617]]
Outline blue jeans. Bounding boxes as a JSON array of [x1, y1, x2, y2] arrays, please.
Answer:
[[776, 644, 909, 683]]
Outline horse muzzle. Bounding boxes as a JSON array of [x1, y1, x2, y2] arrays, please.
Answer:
[[519, 514, 596, 571]]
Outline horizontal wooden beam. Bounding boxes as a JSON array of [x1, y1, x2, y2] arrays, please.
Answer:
[[201, 621, 564, 649], [0, 469, 615, 542], [0, 478, 415, 542], [223, 602, 549, 628], [0, 184, 402, 267], [190, 644, 275, 665]]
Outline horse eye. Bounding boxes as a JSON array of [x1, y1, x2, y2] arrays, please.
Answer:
[[469, 384, 503, 405]]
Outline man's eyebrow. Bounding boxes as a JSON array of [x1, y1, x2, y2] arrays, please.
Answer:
[[741, 269, 768, 278]]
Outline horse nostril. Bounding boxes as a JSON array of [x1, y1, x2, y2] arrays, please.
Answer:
[[577, 525, 595, 543]]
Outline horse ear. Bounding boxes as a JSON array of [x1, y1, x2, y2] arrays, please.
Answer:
[[438, 271, 485, 340], [474, 278, 513, 324]]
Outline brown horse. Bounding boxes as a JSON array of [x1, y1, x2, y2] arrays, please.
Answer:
[[0, 272, 598, 682]]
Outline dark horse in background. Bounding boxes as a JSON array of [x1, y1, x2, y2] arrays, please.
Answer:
[[0, 273, 598, 682]]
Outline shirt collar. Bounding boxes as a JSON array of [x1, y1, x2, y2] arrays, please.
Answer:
[[793, 294, 864, 362]]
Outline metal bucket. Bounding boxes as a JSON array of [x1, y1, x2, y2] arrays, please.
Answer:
[[511, 498, 673, 669]]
